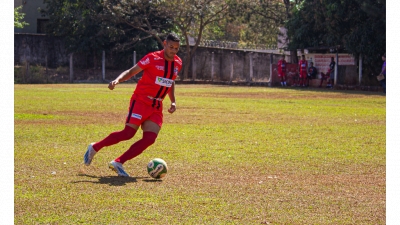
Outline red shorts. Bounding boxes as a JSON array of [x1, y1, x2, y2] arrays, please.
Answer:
[[299, 72, 307, 78], [126, 97, 163, 128]]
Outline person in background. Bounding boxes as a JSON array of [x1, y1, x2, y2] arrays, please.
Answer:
[[306, 62, 317, 87], [379, 53, 386, 94], [277, 55, 287, 87], [298, 55, 308, 87], [319, 68, 331, 88], [326, 57, 336, 88]]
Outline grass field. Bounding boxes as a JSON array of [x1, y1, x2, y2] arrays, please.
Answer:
[[14, 84, 386, 224]]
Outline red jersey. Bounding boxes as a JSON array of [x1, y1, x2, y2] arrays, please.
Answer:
[[298, 60, 308, 74], [277, 59, 287, 74], [134, 50, 182, 107]]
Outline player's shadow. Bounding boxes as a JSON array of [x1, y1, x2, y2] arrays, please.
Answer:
[[74, 174, 163, 186], [142, 178, 163, 183], [74, 174, 144, 186]]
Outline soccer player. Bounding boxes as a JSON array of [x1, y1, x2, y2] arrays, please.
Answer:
[[277, 55, 287, 86], [83, 33, 182, 177], [306, 62, 317, 87], [298, 55, 308, 87], [326, 57, 336, 88]]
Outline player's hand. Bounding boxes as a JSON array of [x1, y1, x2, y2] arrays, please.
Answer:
[[168, 103, 176, 114], [108, 80, 119, 90]]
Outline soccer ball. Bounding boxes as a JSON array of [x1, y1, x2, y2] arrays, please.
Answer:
[[147, 158, 168, 179]]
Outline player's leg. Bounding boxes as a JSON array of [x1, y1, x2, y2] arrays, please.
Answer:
[[380, 79, 386, 93], [299, 74, 304, 86], [92, 125, 138, 152], [109, 120, 160, 177], [84, 124, 138, 166], [326, 78, 331, 87], [114, 120, 160, 165], [283, 74, 287, 86], [109, 106, 163, 177], [84, 98, 140, 166]]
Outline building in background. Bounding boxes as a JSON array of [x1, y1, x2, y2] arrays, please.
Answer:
[[14, 0, 48, 34]]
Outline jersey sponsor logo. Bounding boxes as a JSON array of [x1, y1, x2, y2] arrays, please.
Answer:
[[301, 64, 306, 67], [140, 57, 150, 65], [130, 113, 142, 120], [156, 65, 164, 71], [155, 76, 174, 87], [174, 67, 179, 75]]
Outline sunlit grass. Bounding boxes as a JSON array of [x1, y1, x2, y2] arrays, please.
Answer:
[[15, 84, 385, 224]]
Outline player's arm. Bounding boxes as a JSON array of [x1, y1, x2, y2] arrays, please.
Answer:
[[380, 64, 386, 75], [167, 82, 176, 114], [108, 64, 143, 90]]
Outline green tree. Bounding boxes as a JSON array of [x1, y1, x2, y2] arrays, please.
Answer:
[[228, 0, 286, 48], [201, 0, 288, 49], [44, 0, 110, 54], [14, 6, 29, 28], [167, 0, 230, 80], [43, 0, 169, 69], [103, 0, 175, 48], [285, 0, 386, 74]]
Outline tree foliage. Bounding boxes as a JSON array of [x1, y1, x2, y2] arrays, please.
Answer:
[[44, 0, 112, 54], [285, 0, 386, 72], [14, 6, 29, 28], [166, 0, 230, 79], [103, 0, 175, 48], [43, 0, 170, 68], [201, 0, 287, 49], [229, 0, 286, 48]]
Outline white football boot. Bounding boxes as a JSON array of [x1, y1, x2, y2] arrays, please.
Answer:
[[109, 160, 130, 177]]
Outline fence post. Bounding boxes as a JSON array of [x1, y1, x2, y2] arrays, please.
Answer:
[[192, 54, 196, 81], [69, 53, 73, 83], [249, 52, 253, 82], [230, 52, 233, 84], [269, 53, 273, 86], [45, 54, 48, 83], [358, 53, 362, 86], [211, 52, 214, 81], [133, 51, 136, 66], [334, 53, 338, 86], [102, 50, 105, 81], [23, 51, 29, 83]]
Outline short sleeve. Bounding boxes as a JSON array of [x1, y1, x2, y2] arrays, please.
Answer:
[[137, 54, 152, 70]]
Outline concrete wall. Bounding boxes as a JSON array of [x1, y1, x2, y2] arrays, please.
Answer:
[[14, 33, 69, 68], [179, 46, 279, 82], [14, 34, 137, 69], [14, 33, 366, 86]]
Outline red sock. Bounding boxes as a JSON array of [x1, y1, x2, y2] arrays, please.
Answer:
[[92, 125, 137, 152], [115, 131, 158, 164]]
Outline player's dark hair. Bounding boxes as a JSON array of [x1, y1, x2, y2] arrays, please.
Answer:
[[166, 33, 180, 42]]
